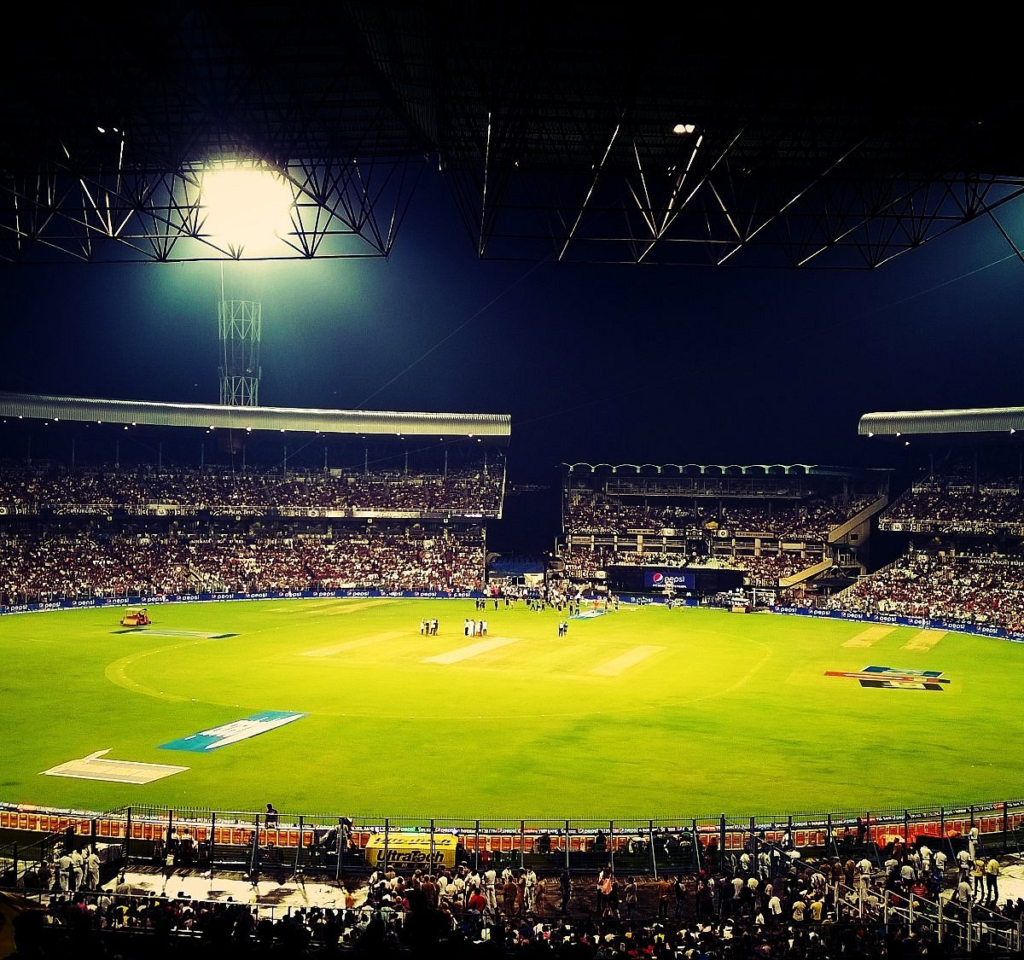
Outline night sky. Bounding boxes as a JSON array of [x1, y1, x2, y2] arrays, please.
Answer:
[[2, 172, 1022, 482]]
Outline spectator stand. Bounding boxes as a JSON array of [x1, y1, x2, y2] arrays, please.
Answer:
[[559, 462, 887, 601]]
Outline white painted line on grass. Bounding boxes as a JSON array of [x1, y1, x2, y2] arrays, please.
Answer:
[[589, 645, 665, 676], [422, 637, 519, 664]]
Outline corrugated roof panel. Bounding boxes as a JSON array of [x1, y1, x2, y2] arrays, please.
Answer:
[[0, 393, 511, 440], [859, 407, 1024, 437]]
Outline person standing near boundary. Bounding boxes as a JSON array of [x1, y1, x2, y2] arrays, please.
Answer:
[[624, 876, 638, 920], [559, 868, 572, 915], [985, 856, 1000, 904], [484, 864, 498, 916], [971, 855, 985, 902], [657, 874, 671, 922], [86, 846, 100, 891], [524, 865, 538, 913]]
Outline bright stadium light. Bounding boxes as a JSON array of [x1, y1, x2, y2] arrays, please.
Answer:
[[201, 163, 295, 256]]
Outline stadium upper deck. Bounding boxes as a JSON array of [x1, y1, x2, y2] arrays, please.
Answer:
[[557, 463, 889, 596]]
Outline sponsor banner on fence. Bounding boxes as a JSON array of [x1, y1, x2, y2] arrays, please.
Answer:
[[0, 588, 488, 616], [364, 833, 458, 869], [2, 589, 700, 617], [772, 606, 1024, 643]]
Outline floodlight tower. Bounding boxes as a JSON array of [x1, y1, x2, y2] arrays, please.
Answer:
[[202, 163, 292, 407], [218, 298, 262, 405]]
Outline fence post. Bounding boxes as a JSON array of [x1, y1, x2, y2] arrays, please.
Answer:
[[520, 821, 526, 871], [826, 814, 832, 858], [342, 818, 350, 879], [720, 814, 726, 865], [430, 819, 436, 875], [250, 812, 261, 879], [294, 815, 304, 878], [904, 809, 909, 848], [12, 842, 17, 884], [383, 819, 390, 881], [649, 820, 657, 880], [125, 807, 132, 872], [475, 820, 481, 872], [692, 818, 701, 874], [564, 820, 570, 872], [210, 812, 216, 883], [1004, 801, 1009, 856]]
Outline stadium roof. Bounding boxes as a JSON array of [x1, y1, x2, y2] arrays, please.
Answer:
[[0, 393, 510, 441], [859, 407, 1024, 438], [563, 462, 874, 477], [2, 5, 1023, 266]]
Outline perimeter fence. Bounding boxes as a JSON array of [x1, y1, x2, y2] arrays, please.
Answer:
[[4, 797, 1024, 887]]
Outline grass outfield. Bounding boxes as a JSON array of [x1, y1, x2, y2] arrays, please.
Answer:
[[2, 598, 1020, 820]]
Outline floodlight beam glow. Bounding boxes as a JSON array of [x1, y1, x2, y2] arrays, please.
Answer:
[[200, 165, 296, 256]]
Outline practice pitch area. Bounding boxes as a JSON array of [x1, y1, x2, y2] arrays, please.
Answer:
[[3, 599, 1021, 819]]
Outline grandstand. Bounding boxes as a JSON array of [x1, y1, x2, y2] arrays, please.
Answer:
[[556, 462, 890, 604], [0, 394, 510, 606], [819, 407, 1024, 634]]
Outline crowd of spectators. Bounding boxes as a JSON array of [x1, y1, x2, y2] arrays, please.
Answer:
[[826, 551, 1024, 631], [565, 489, 876, 544], [882, 478, 1024, 534], [561, 487, 874, 591], [557, 546, 822, 590], [0, 462, 504, 518], [0, 527, 485, 604], [13, 835, 1024, 958]]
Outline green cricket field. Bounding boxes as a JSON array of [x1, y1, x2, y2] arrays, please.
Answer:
[[1, 599, 1019, 821]]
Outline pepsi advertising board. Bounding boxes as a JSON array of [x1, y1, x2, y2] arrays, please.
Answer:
[[644, 571, 695, 591]]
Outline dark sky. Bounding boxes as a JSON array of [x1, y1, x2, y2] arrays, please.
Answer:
[[2, 172, 1022, 481]]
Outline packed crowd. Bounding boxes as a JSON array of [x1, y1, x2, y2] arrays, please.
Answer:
[[13, 834, 1023, 959], [826, 551, 1024, 631], [882, 479, 1024, 533], [0, 462, 504, 517], [564, 494, 704, 538], [0, 527, 485, 604], [558, 546, 822, 589], [565, 490, 876, 544]]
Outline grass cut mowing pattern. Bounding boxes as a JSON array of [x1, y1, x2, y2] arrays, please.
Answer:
[[2, 598, 1021, 819]]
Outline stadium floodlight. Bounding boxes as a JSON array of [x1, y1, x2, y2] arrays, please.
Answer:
[[201, 163, 295, 257]]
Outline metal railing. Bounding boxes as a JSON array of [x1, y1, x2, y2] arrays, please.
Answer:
[[4, 798, 1024, 887]]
